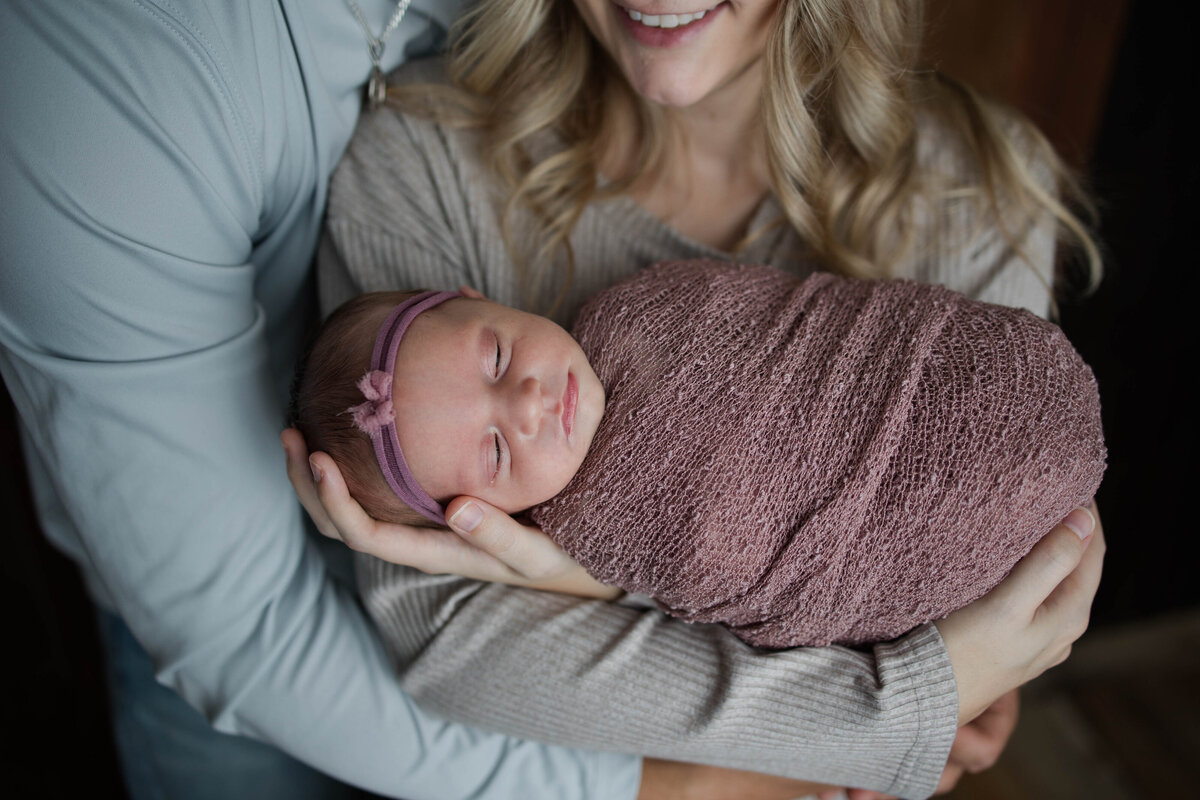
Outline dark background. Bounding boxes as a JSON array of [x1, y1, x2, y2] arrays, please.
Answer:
[[924, 0, 1197, 625], [2, 1, 1194, 796], [1055, 5, 1197, 625]]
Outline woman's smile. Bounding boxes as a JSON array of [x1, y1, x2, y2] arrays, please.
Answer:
[[617, 3, 724, 45]]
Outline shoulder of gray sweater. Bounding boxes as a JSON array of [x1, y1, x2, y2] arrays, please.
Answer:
[[903, 108, 1056, 316]]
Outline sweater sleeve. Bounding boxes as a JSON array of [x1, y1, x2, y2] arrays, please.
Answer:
[[324, 87, 960, 798], [0, 6, 638, 799], [362, 560, 960, 797]]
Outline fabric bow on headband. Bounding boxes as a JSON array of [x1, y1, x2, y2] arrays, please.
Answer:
[[350, 371, 394, 434]]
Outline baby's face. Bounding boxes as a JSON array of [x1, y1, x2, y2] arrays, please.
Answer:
[[392, 295, 605, 514]]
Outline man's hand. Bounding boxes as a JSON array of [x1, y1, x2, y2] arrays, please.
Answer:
[[934, 689, 1019, 793], [818, 690, 1020, 800]]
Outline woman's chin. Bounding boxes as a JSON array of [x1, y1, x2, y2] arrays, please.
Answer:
[[622, 66, 716, 109], [637, 86, 711, 109]]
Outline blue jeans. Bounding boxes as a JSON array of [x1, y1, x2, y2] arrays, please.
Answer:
[[95, 608, 371, 800]]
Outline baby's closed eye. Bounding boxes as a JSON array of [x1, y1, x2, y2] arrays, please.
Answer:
[[491, 431, 503, 484]]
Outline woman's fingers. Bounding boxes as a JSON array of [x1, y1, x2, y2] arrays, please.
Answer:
[[926, 688, 1020, 794], [281, 428, 338, 539], [938, 503, 1105, 724], [845, 789, 896, 800], [445, 496, 568, 581], [932, 763, 965, 796], [444, 496, 622, 598], [1014, 507, 1104, 665], [638, 760, 838, 800], [993, 507, 1094, 613], [1040, 508, 1105, 661], [306, 449, 380, 546]]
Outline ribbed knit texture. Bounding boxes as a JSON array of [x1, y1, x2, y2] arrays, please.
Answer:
[[531, 261, 1105, 647], [320, 57, 1066, 797]]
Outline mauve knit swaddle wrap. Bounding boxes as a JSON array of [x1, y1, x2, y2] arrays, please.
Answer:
[[530, 260, 1105, 648]]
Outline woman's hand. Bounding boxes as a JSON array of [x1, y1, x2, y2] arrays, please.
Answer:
[[828, 509, 1102, 800], [937, 504, 1105, 725], [281, 428, 620, 598]]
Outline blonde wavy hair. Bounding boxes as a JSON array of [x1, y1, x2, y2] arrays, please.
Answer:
[[391, 0, 1100, 312]]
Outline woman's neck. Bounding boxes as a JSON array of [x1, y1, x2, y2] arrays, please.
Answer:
[[600, 62, 771, 253]]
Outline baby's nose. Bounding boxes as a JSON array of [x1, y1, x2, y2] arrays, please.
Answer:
[[514, 378, 558, 436]]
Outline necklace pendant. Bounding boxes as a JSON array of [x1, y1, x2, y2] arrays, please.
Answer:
[[367, 65, 387, 111]]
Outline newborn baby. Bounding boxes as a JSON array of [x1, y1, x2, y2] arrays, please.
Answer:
[[291, 260, 1106, 648]]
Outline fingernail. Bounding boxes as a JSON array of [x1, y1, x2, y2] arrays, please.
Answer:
[[309, 457, 323, 484], [449, 502, 483, 533], [1063, 506, 1095, 540]]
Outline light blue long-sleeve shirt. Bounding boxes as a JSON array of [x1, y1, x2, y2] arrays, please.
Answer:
[[0, 2, 640, 797]]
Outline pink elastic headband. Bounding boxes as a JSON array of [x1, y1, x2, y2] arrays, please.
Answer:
[[349, 290, 461, 524]]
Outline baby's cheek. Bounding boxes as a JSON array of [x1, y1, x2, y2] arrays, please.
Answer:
[[539, 456, 585, 506]]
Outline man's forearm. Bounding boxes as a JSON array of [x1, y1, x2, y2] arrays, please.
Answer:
[[639, 760, 837, 800]]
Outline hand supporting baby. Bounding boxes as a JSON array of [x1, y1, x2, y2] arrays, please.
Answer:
[[938, 504, 1103, 725], [283, 428, 619, 599]]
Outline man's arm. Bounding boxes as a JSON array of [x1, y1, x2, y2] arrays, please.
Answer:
[[0, 3, 639, 797]]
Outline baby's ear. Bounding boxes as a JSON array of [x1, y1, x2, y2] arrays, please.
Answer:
[[459, 286, 487, 301]]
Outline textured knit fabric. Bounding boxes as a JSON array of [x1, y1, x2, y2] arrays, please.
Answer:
[[319, 56, 1064, 797], [531, 260, 1105, 647]]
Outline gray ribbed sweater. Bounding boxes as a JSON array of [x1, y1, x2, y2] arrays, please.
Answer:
[[318, 58, 1057, 798]]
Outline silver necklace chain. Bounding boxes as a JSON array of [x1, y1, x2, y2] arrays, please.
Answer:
[[346, 0, 413, 109]]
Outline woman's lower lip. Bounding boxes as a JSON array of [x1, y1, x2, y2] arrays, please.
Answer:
[[616, 3, 723, 48], [562, 373, 578, 437]]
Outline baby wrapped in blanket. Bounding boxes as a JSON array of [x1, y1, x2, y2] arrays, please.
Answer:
[[292, 260, 1105, 648], [532, 260, 1105, 646]]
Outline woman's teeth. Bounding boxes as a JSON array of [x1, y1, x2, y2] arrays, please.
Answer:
[[624, 7, 711, 29]]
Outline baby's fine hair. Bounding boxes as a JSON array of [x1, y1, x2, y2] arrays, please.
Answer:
[[289, 290, 443, 529]]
